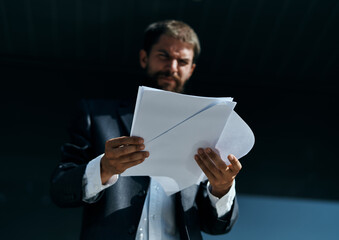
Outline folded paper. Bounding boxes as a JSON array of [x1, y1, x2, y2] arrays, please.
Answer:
[[122, 86, 255, 195]]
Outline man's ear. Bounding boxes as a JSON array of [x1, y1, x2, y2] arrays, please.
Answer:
[[189, 63, 196, 78], [139, 49, 148, 69]]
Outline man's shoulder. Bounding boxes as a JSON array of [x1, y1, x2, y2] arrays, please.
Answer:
[[84, 98, 120, 108], [80, 98, 135, 115]]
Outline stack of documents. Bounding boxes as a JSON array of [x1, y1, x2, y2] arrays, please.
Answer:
[[122, 86, 255, 195]]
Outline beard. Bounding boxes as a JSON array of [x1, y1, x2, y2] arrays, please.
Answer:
[[141, 69, 186, 93]]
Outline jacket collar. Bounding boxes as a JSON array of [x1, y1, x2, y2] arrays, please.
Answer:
[[117, 100, 135, 135]]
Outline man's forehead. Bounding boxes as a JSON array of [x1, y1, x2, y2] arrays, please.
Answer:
[[152, 35, 194, 57]]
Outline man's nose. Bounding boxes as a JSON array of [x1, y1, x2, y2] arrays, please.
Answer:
[[168, 59, 178, 73]]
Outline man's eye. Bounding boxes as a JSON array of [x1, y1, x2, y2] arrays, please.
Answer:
[[179, 60, 188, 66]]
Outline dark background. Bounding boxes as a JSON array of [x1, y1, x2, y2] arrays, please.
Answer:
[[0, 0, 338, 239]]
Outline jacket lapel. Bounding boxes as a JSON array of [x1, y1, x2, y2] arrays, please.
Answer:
[[117, 101, 134, 135], [176, 184, 201, 240], [179, 184, 199, 211]]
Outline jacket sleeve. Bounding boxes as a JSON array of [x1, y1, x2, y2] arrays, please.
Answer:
[[50, 99, 95, 208], [196, 181, 239, 235]]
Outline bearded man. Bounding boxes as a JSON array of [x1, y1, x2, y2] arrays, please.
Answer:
[[51, 19, 241, 240]]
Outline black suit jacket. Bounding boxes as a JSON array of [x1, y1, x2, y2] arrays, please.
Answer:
[[50, 99, 239, 240]]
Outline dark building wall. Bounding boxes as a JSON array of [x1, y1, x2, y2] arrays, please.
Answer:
[[0, 0, 338, 239]]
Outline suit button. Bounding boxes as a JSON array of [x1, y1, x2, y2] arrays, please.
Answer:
[[128, 225, 136, 234]]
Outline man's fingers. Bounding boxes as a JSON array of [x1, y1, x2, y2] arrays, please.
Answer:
[[205, 148, 228, 170], [117, 151, 149, 163], [120, 158, 146, 171], [228, 154, 242, 173], [111, 157, 147, 175], [102, 151, 149, 175], [196, 149, 241, 177], [198, 148, 226, 174], [194, 154, 217, 182], [106, 136, 144, 148], [196, 148, 224, 179], [113, 144, 145, 158]]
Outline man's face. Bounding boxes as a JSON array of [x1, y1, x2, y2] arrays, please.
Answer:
[[139, 34, 196, 93]]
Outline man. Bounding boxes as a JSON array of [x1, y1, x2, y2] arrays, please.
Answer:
[[51, 20, 242, 240]]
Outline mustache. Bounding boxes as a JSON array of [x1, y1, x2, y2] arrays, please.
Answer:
[[155, 71, 180, 81]]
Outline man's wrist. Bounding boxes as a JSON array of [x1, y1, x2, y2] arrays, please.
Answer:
[[83, 154, 118, 201], [210, 182, 233, 198], [207, 181, 236, 217]]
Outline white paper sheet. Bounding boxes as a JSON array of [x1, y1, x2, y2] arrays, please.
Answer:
[[122, 86, 255, 195]]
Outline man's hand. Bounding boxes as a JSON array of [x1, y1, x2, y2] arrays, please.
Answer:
[[195, 148, 242, 198], [100, 136, 149, 184]]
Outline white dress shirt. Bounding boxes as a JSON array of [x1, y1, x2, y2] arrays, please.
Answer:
[[83, 154, 236, 239]]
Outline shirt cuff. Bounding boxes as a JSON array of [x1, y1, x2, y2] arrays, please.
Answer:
[[82, 153, 119, 202], [207, 181, 236, 218]]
